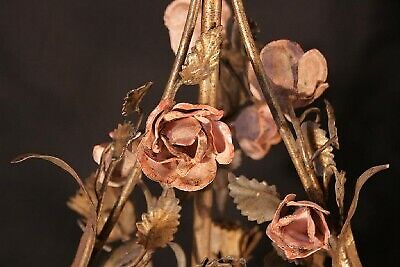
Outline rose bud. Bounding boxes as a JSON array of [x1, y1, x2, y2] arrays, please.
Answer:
[[92, 139, 139, 187], [164, 0, 232, 54], [137, 99, 234, 191], [248, 40, 328, 108], [233, 103, 281, 160], [266, 194, 330, 260]]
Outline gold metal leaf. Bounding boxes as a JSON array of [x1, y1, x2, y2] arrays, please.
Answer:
[[110, 122, 134, 158], [180, 26, 223, 85], [103, 240, 152, 267], [71, 209, 97, 267], [228, 173, 280, 223], [301, 121, 337, 192], [136, 188, 181, 250], [210, 222, 262, 260], [325, 100, 339, 149], [334, 170, 347, 220], [168, 242, 187, 267], [68, 174, 137, 243], [11, 153, 94, 207], [122, 81, 153, 117], [333, 164, 389, 267], [340, 164, 389, 236]]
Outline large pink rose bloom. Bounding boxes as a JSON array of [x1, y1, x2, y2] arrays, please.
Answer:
[[266, 194, 331, 260], [164, 0, 232, 54], [137, 99, 234, 191], [234, 104, 281, 160], [248, 40, 329, 108]]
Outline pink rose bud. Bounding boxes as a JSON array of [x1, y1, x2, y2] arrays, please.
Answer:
[[164, 0, 232, 54], [92, 141, 138, 187], [137, 99, 234, 191], [234, 104, 281, 160], [266, 194, 331, 260], [248, 40, 329, 107]]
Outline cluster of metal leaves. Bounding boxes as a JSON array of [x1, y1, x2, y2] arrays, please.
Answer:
[[298, 101, 389, 267], [180, 26, 223, 85], [11, 82, 188, 267], [67, 173, 136, 243], [136, 188, 181, 250], [102, 187, 184, 267]]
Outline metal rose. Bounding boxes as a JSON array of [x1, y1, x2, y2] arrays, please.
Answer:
[[233, 103, 281, 160], [248, 40, 329, 108], [266, 194, 330, 260], [137, 99, 234, 191], [164, 0, 232, 54]]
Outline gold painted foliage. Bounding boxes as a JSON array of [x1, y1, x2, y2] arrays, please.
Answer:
[[301, 121, 335, 177], [67, 174, 136, 243], [210, 222, 262, 260], [180, 26, 223, 85], [333, 164, 389, 267], [11, 154, 98, 267], [136, 188, 181, 250], [103, 240, 153, 267], [228, 173, 281, 224], [122, 81, 153, 117]]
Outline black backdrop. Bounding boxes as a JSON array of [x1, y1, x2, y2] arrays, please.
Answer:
[[1, 0, 399, 266]]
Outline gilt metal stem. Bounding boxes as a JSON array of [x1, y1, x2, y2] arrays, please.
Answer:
[[163, 0, 201, 100], [231, 0, 323, 204], [193, 0, 222, 265]]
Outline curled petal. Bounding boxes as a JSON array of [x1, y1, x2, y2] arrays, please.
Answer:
[[192, 130, 209, 163], [287, 200, 330, 215], [162, 117, 202, 146], [259, 40, 302, 89], [137, 144, 179, 185], [145, 99, 174, 133], [164, 102, 224, 121], [297, 49, 328, 96], [271, 194, 296, 224], [93, 144, 108, 165], [213, 122, 234, 164], [164, 0, 232, 54], [171, 156, 217, 191]]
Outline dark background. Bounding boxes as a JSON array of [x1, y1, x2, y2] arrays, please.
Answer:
[[1, 0, 399, 266]]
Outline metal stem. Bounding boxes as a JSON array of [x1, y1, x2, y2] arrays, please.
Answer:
[[231, 0, 323, 203]]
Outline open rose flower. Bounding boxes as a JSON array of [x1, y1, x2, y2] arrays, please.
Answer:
[[266, 194, 330, 260], [248, 40, 328, 108], [234, 103, 281, 160], [164, 0, 232, 54], [137, 99, 234, 191]]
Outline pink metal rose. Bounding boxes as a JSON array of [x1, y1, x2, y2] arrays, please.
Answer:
[[137, 99, 234, 191], [164, 0, 232, 54], [248, 40, 329, 107], [266, 194, 330, 260], [234, 103, 281, 160]]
